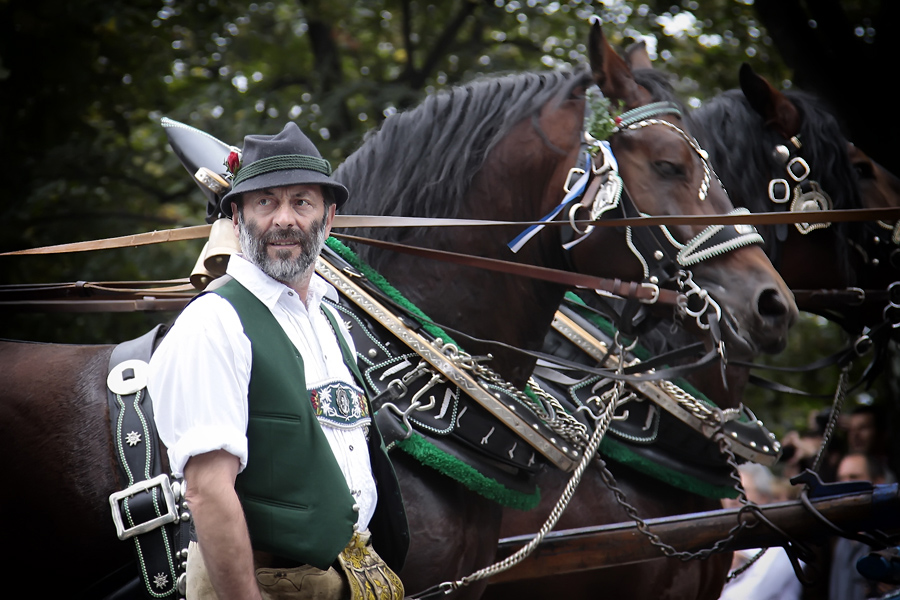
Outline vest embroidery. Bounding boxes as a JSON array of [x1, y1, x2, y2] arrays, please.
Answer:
[[309, 379, 371, 429]]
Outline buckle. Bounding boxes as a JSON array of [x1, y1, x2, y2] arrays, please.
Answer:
[[638, 282, 660, 304], [109, 473, 179, 540], [563, 167, 585, 193]]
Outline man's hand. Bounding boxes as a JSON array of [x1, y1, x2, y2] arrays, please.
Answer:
[[184, 450, 262, 600]]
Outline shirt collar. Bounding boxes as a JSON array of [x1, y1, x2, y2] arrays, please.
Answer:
[[226, 254, 336, 312]]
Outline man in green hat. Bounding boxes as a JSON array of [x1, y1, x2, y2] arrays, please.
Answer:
[[149, 122, 408, 600]]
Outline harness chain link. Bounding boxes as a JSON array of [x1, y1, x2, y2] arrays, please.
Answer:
[[417, 339, 630, 598], [434, 339, 589, 447], [812, 365, 849, 473], [600, 431, 751, 564]]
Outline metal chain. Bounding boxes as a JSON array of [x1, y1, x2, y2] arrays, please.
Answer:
[[812, 364, 849, 473], [598, 431, 753, 561], [433, 339, 589, 447], [726, 548, 769, 582], [417, 339, 630, 597], [656, 379, 727, 427], [723, 362, 852, 582]]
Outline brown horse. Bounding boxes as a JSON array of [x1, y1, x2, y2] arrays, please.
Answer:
[[484, 53, 900, 600], [333, 22, 795, 600], [0, 23, 796, 600]]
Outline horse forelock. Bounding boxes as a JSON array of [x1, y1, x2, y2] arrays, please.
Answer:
[[334, 68, 591, 241]]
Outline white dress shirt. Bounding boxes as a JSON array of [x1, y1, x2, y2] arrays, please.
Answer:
[[719, 548, 803, 600], [148, 255, 377, 530]]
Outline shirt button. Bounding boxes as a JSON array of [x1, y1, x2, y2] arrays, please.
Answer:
[[349, 445, 354, 451], [287, 291, 294, 296], [352, 504, 360, 512]]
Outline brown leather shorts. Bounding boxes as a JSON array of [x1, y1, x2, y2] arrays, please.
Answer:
[[186, 532, 402, 600]]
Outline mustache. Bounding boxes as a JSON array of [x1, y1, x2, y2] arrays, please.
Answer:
[[261, 228, 305, 244]]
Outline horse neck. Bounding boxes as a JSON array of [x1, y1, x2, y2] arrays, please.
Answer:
[[361, 216, 571, 390]]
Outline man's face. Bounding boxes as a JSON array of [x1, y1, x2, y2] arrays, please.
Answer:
[[232, 184, 336, 284], [847, 413, 877, 454], [837, 454, 871, 482]]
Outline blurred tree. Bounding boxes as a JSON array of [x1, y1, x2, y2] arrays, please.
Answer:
[[0, 0, 894, 441]]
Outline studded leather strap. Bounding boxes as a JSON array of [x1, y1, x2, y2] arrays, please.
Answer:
[[107, 325, 191, 599]]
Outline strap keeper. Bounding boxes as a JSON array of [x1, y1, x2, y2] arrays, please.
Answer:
[[109, 473, 179, 540]]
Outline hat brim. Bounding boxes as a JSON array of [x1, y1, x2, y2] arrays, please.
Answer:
[[220, 168, 349, 217]]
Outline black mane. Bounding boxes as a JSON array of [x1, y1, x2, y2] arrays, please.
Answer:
[[334, 68, 592, 235], [690, 87, 859, 269]]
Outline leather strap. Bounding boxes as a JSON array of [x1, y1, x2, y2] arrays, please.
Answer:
[[106, 325, 191, 599], [5, 208, 900, 257], [332, 233, 682, 306]]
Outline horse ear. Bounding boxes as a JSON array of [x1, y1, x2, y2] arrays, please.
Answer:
[[739, 62, 801, 139], [588, 20, 650, 107], [624, 39, 653, 70]]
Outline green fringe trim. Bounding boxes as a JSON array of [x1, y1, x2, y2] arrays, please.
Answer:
[[563, 291, 737, 498], [326, 237, 541, 507], [396, 433, 542, 510], [600, 437, 738, 499], [325, 241, 735, 501], [326, 237, 457, 345]]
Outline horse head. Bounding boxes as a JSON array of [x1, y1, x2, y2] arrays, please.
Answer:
[[564, 22, 798, 362], [697, 63, 900, 333]]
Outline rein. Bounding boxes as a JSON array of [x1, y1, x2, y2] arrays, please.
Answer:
[[3, 211, 899, 257]]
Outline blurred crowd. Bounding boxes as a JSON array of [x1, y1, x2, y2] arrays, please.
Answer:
[[717, 401, 900, 600]]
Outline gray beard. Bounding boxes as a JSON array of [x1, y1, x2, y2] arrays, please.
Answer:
[[237, 211, 327, 285]]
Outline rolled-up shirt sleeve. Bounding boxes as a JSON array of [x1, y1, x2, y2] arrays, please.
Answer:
[[148, 294, 252, 478]]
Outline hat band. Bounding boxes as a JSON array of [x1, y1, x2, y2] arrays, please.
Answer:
[[232, 154, 333, 187]]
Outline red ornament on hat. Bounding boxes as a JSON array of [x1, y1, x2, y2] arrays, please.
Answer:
[[225, 151, 241, 177]]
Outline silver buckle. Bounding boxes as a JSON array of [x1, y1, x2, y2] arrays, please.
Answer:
[[109, 473, 179, 540], [563, 167, 585, 193]]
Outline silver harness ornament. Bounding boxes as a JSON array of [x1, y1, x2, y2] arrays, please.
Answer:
[[768, 136, 834, 234]]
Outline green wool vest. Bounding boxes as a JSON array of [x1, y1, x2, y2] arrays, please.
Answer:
[[214, 279, 370, 570]]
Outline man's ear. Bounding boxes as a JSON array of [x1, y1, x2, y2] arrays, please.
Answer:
[[231, 202, 240, 237], [323, 203, 337, 237]]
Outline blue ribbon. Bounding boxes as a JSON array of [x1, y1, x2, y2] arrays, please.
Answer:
[[508, 151, 592, 254]]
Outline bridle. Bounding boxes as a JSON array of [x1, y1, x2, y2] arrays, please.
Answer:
[[511, 100, 764, 340], [767, 135, 834, 235]]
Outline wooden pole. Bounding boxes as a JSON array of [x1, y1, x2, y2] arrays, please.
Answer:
[[488, 483, 900, 584]]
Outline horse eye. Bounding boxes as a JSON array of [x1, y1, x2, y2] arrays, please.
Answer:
[[854, 161, 875, 180], [653, 160, 685, 178]]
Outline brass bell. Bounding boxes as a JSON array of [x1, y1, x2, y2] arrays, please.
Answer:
[[204, 217, 241, 277], [190, 242, 214, 290]]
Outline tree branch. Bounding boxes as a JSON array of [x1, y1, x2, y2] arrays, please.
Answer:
[[409, 0, 480, 90]]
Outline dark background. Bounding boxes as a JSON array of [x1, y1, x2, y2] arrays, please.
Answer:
[[1, 0, 896, 459]]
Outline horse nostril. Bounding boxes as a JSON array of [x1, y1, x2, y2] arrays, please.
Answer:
[[757, 288, 789, 321]]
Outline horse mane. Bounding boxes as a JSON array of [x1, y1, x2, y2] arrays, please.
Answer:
[[689, 87, 859, 270], [631, 68, 686, 113], [333, 68, 592, 241]]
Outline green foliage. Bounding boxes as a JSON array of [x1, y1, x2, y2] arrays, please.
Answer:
[[584, 87, 620, 143], [0, 0, 893, 441]]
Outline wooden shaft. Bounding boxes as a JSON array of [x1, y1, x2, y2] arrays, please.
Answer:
[[488, 484, 900, 583]]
